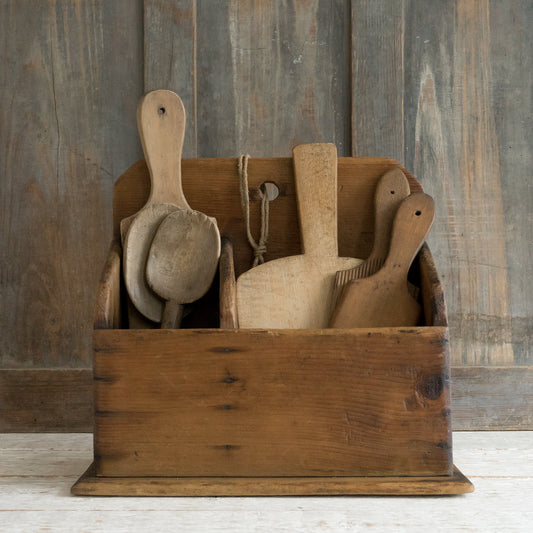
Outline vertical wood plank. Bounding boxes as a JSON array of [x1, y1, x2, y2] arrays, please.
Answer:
[[194, 0, 351, 156], [487, 0, 532, 364], [350, 0, 405, 162], [403, 0, 515, 365], [0, 0, 143, 368], [144, 0, 197, 157]]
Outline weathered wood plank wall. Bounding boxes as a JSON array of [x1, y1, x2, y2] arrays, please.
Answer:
[[0, 0, 144, 428], [1, 0, 531, 431]]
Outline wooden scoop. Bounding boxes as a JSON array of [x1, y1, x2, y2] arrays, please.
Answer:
[[146, 209, 220, 328], [332, 168, 411, 308], [329, 192, 435, 329], [236, 143, 363, 329], [122, 90, 189, 322]]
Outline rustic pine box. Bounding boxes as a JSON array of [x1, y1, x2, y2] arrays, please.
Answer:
[[72, 157, 473, 496]]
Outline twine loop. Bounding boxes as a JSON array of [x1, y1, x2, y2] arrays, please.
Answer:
[[238, 154, 270, 267]]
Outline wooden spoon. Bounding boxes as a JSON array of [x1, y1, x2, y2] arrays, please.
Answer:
[[235, 143, 363, 329], [329, 192, 435, 328], [145, 209, 220, 328], [122, 90, 189, 322], [331, 167, 411, 309]]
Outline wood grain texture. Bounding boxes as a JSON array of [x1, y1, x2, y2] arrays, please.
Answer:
[[191, 0, 351, 156], [349, 0, 532, 403], [144, 0, 197, 156], [94, 241, 122, 330], [0, 0, 143, 368], [0, 370, 93, 432], [487, 0, 533, 365], [0, 0, 531, 432], [73, 463, 472, 496], [351, 0, 405, 161], [1, 366, 531, 432], [403, 0, 522, 365], [219, 237, 239, 328], [94, 327, 452, 478]]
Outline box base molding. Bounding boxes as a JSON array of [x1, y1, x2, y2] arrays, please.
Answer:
[[71, 463, 474, 496]]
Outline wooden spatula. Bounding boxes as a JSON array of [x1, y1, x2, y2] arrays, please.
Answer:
[[329, 192, 435, 329], [122, 90, 189, 322], [331, 168, 411, 308], [235, 143, 363, 329], [146, 209, 220, 328]]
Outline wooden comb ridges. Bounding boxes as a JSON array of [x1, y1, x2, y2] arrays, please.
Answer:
[[331, 168, 417, 310]]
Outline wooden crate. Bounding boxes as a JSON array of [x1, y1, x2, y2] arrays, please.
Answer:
[[72, 157, 473, 496]]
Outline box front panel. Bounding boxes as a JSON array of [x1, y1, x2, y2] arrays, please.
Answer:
[[94, 327, 452, 477]]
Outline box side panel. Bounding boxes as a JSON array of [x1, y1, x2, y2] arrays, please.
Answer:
[[94, 327, 451, 477], [93, 240, 122, 330]]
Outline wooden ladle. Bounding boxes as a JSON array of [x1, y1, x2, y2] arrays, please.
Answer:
[[146, 209, 221, 328]]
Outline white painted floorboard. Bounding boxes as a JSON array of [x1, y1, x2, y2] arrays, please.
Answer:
[[0, 432, 531, 533]]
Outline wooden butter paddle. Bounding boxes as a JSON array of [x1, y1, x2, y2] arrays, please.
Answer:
[[329, 192, 435, 328], [331, 168, 411, 309], [146, 209, 220, 328], [123, 90, 189, 322], [236, 143, 363, 329]]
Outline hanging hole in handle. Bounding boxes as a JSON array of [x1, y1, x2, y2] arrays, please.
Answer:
[[261, 181, 280, 201], [390, 190, 395, 195], [158, 106, 166, 115], [415, 210, 422, 216]]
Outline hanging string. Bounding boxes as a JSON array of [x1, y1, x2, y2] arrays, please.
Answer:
[[238, 154, 270, 267]]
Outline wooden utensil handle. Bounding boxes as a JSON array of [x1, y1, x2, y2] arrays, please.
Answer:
[[161, 300, 184, 329], [292, 143, 339, 257], [383, 192, 435, 276], [371, 168, 411, 258], [137, 90, 189, 208], [219, 237, 238, 328]]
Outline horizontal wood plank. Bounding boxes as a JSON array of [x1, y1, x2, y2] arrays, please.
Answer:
[[451, 366, 533, 430], [1, 365, 531, 432], [94, 327, 452, 477], [73, 463, 473, 496], [0, 370, 93, 432]]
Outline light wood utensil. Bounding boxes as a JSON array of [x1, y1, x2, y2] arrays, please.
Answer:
[[331, 168, 411, 308], [219, 236, 239, 328], [236, 143, 363, 329], [329, 192, 434, 328], [122, 90, 189, 322], [146, 209, 220, 329]]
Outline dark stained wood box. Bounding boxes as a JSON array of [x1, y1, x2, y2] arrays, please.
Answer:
[[72, 157, 473, 496]]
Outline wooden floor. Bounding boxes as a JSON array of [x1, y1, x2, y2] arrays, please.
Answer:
[[1, 432, 531, 532]]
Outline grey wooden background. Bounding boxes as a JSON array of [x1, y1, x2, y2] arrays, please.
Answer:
[[1, 0, 531, 431]]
